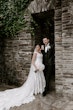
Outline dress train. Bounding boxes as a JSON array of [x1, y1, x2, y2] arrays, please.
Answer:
[[0, 52, 45, 110]]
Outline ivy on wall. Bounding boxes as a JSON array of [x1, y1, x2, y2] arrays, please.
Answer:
[[30, 17, 40, 37], [0, 0, 33, 37]]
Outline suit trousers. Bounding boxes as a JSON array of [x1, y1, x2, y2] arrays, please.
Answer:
[[44, 64, 52, 92]]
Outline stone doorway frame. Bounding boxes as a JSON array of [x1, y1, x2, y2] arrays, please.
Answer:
[[31, 10, 55, 91], [27, 0, 63, 96]]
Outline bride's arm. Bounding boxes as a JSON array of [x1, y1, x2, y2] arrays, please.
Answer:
[[31, 53, 38, 71]]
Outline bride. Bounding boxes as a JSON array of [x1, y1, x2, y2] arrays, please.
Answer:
[[0, 44, 46, 110]]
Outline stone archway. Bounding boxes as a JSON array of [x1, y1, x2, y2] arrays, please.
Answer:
[[28, 0, 55, 13], [28, 0, 55, 91]]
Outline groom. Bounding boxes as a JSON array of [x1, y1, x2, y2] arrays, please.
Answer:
[[41, 37, 54, 96]]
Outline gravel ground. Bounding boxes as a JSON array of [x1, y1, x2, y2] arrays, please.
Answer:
[[0, 85, 73, 110]]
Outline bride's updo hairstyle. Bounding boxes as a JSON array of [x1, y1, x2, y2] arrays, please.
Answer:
[[35, 43, 41, 47], [34, 44, 41, 52]]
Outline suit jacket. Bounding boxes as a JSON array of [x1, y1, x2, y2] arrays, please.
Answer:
[[42, 44, 54, 66]]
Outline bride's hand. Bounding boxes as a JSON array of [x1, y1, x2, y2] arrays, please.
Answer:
[[41, 45, 44, 50], [34, 69, 39, 73]]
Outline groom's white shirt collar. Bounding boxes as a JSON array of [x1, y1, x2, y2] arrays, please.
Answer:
[[45, 43, 51, 53]]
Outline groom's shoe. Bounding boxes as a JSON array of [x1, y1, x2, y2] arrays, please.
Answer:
[[42, 91, 47, 96], [42, 90, 50, 96]]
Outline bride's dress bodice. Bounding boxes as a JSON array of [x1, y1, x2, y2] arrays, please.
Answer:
[[34, 52, 45, 71], [35, 52, 43, 64]]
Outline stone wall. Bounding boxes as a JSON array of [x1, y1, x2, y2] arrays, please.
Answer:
[[55, 0, 63, 95], [0, 4, 31, 86], [55, 0, 73, 99], [62, 0, 73, 99], [0, 38, 5, 83], [0, 9, 33, 86], [3, 31, 32, 86]]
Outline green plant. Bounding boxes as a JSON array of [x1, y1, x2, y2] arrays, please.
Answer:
[[0, 0, 32, 37]]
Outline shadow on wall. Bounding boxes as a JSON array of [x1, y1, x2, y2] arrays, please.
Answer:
[[4, 66, 20, 86]]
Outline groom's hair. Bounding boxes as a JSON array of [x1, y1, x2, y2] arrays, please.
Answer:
[[43, 37, 49, 40]]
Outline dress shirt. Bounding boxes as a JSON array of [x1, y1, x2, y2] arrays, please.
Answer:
[[45, 43, 51, 53]]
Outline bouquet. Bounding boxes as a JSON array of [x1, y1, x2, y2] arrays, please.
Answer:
[[38, 64, 45, 71], [35, 64, 45, 73]]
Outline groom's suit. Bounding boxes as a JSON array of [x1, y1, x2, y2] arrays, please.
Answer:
[[42, 43, 54, 93]]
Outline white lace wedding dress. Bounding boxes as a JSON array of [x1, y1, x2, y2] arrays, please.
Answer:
[[0, 51, 46, 110]]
